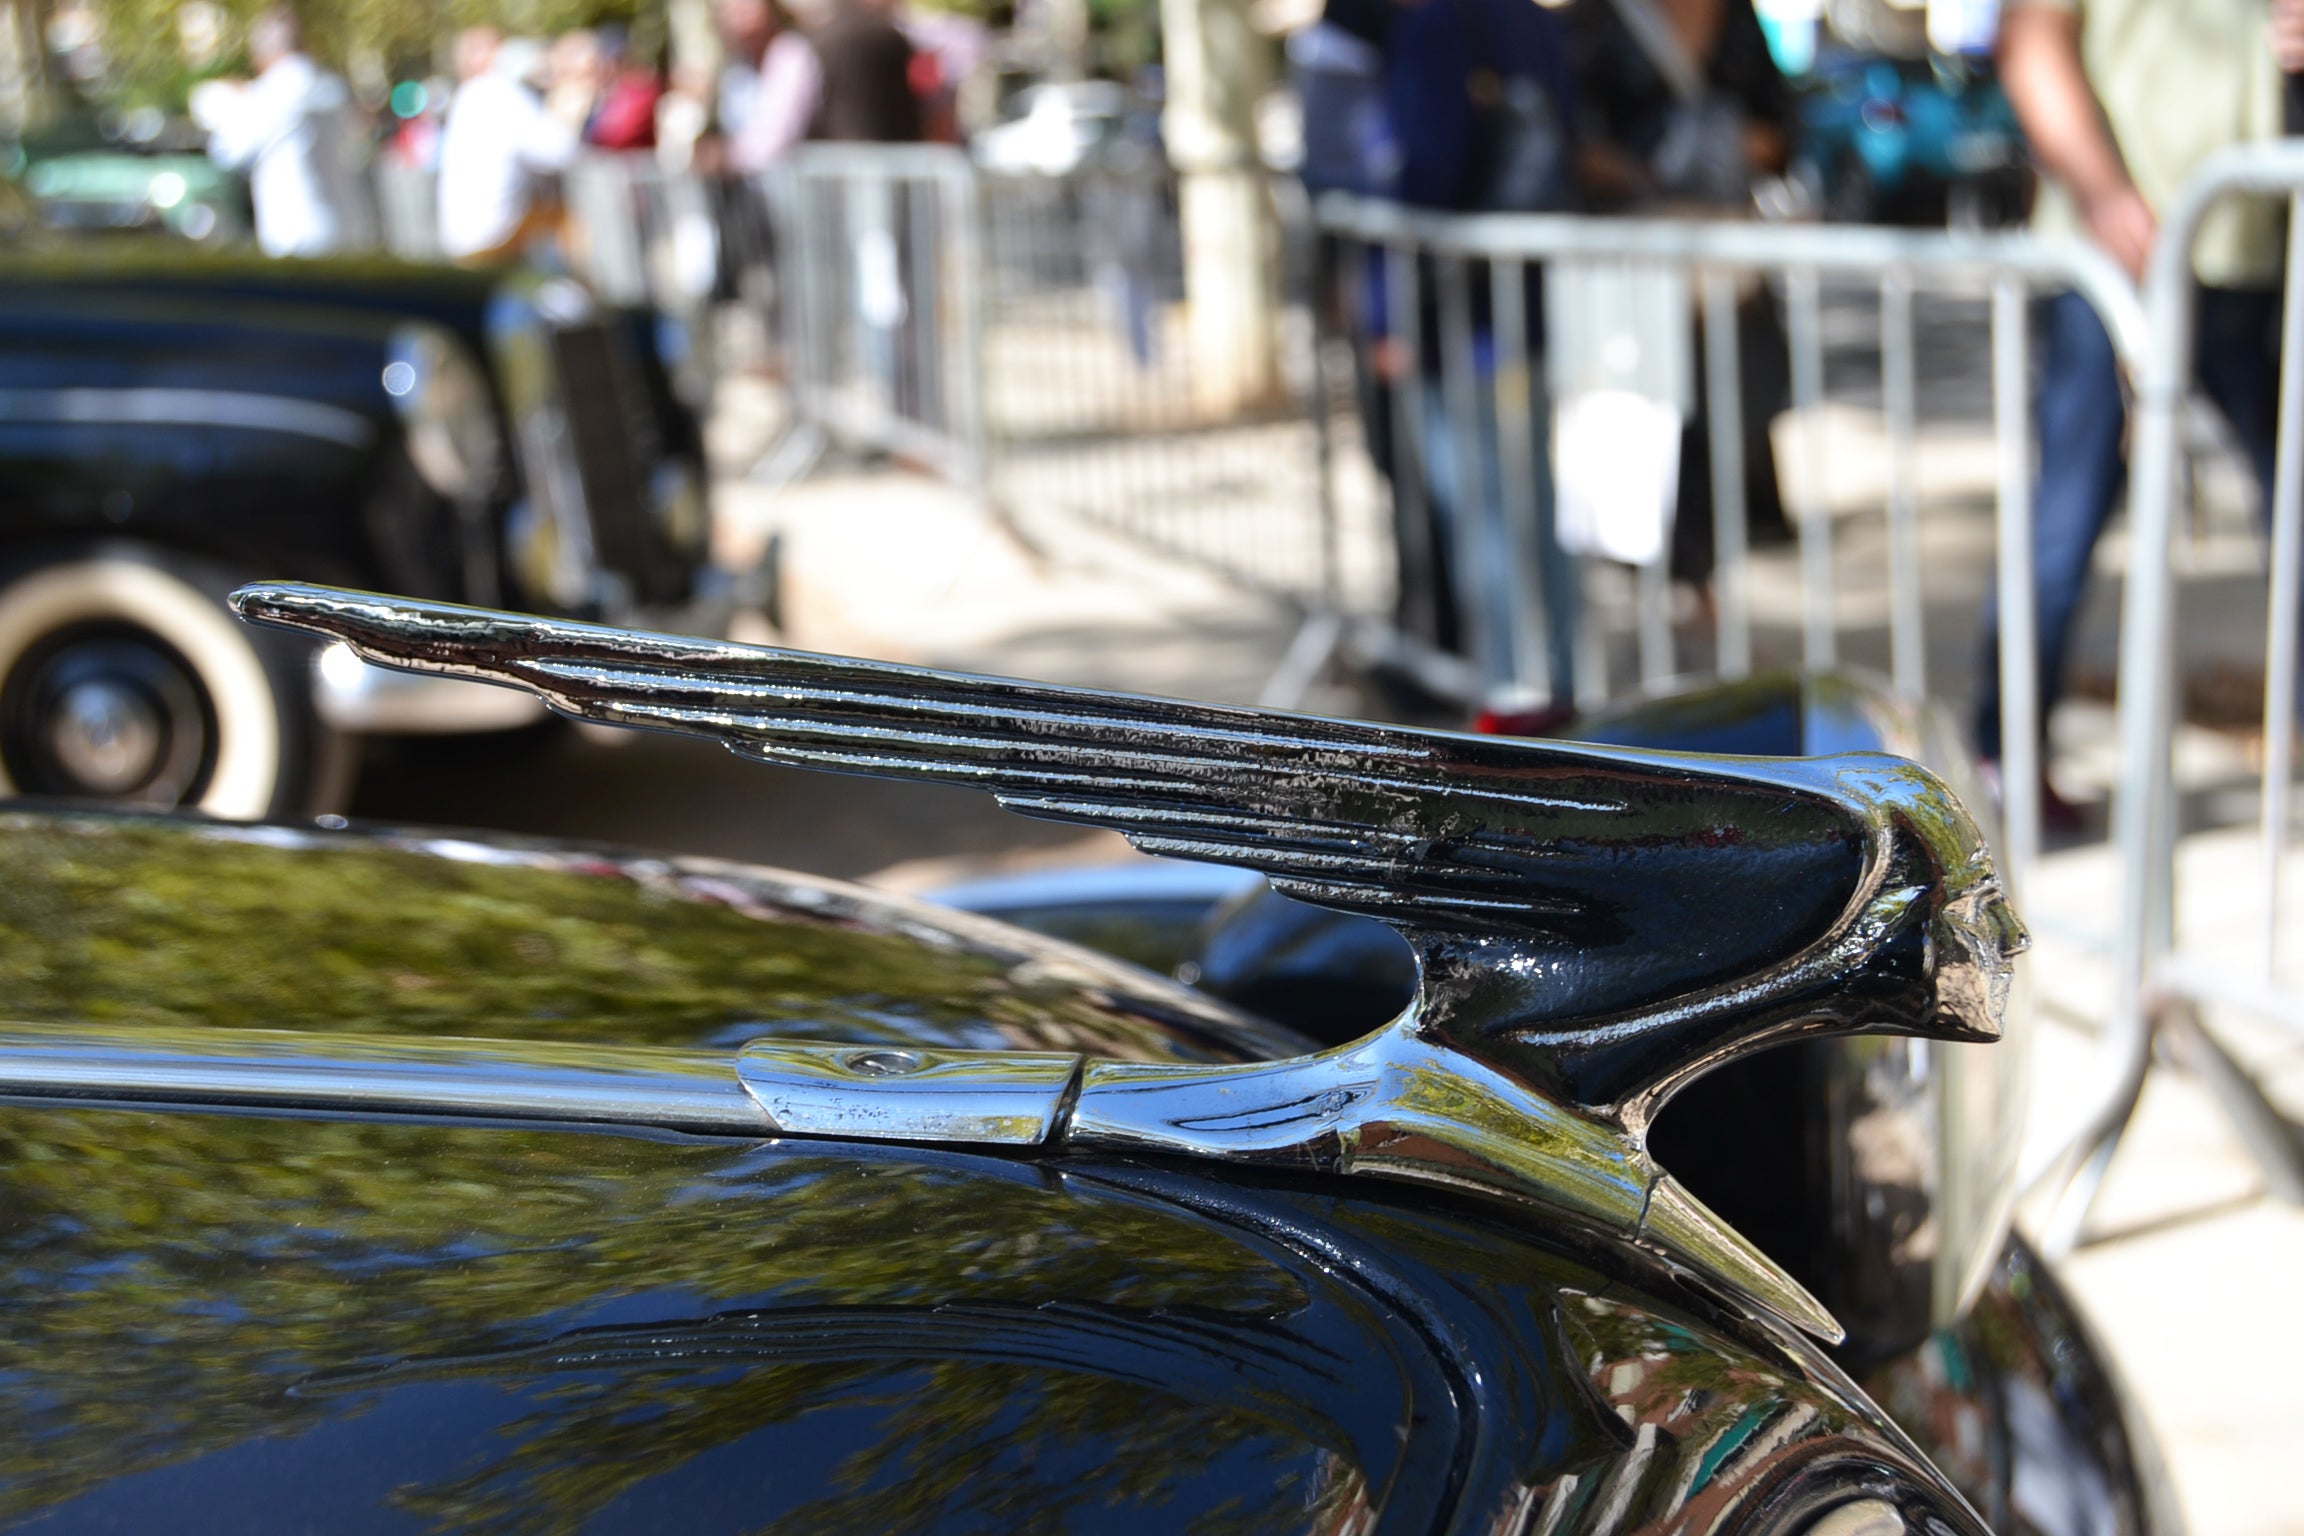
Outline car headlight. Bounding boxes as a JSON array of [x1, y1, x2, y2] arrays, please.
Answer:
[[383, 324, 504, 502]]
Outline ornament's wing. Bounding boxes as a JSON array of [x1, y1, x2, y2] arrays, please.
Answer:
[[236, 586, 1848, 931], [233, 584, 2016, 1118]]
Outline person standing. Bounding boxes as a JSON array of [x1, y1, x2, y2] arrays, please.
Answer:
[[718, 0, 821, 172], [585, 27, 664, 151], [1372, 0, 1580, 704], [810, 0, 923, 144], [196, 6, 368, 257], [435, 27, 581, 260], [1562, 0, 1797, 594], [1976, 0, 2290, 800]]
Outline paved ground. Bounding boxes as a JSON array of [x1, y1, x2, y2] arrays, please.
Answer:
[[352, 335, 2303, 1534]]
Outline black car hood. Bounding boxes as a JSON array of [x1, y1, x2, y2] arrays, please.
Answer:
[[0, 247, 502, 350], [0, 806, 1992, 1534], [0, 806, 1312, 1065], [0, 1098, 1954, 1535]]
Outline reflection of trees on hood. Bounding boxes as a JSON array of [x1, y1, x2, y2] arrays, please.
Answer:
[[377, 1352, 1364, 1536], [0, 1107, 1316, 1528], [0, 816, 1252, 1063]]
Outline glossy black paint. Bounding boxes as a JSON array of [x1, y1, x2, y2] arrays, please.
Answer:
[[0, 806, 1308, 1065], [0, 1095, 1976, 1534], [0, 659, 2124, 1533], [1865, 1240, 2174, 1536]]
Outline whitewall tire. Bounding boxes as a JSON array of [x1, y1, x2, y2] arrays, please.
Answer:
[[0, 553, 346, 818]]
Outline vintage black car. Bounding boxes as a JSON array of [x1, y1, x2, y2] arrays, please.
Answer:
[[0, 584, 2167, 1534], [0, 250, 728, 820]]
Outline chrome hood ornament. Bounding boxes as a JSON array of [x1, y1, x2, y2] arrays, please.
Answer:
[[222, 583, 2026, 1343]]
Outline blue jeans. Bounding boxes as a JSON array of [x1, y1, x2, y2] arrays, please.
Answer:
[[1975, 287, 2281, 758], [1419, 375, 1579, 703]]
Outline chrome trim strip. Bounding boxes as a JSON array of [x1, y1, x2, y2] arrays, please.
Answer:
[[0, 1023, 767, 1134], [0, 388, 376, 449], [0, 1017, 1831, 1338], [738, 1042, 1081, 1143]]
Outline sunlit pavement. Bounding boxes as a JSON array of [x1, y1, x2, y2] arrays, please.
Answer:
[[2021, 818, 2304, 1536]]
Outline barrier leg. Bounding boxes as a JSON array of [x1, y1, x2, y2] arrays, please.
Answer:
[[1490, 258, 1558, 703], [2160, 1005, 2304, 1204], [2261, 194, 2304, 981], [1993, 275, 2042, 895]]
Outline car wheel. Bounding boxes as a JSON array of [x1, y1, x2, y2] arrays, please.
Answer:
[[0, 552, 351, 818]]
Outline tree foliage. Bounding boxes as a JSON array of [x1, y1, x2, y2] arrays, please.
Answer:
[[0, 811, 1257, 1063], [82, 0, 644, 109]]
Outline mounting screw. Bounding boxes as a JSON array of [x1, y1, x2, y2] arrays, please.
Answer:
[[845, 1049, 925, 1077]]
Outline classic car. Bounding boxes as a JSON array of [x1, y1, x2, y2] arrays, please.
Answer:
[[0, 249, 728, 821], [6, 107, 252, 244], [0, 583, 2167, 1534]]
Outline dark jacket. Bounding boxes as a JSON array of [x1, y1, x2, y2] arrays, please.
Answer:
[[1387, 0, 1576, 213], [810, 8, 922, 143]]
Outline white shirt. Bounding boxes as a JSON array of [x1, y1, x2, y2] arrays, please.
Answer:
[[727, 33, 822, 174], [201, 53, 361, 258], [435, 68, 580, 259]]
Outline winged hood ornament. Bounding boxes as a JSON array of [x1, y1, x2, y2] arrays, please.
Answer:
[[231, 584, 2026, 1343]]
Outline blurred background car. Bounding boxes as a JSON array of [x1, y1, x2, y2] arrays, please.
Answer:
[[0, 251, 728, 819], [7, 110, 250, 242]]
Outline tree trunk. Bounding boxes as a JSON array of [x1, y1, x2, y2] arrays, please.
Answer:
[[1158, 0, 1281, 417]]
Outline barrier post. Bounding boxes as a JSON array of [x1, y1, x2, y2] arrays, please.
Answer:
[[2259, 192, 2304, 976], [1785, 266, 1835, 671], [1701, 268, 1752, 679], [1992, 275, 2041, 898], [1882, 270, 1925, 698]]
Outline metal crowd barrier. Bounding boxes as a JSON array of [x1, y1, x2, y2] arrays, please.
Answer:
[[759, 145, 984, 491], [1310, 195, 2145, 900], [562, 155, 732, 311], [2041, 141, 2304, 1250], [368, 156, 769, 318], [971, 161, 1344, 608], [750, 150, 1351, 613]]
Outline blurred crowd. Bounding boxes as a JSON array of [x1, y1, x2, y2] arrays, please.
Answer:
[[1291, 0, 2304, 776], [177, 0, 980, 260], [27, 0, 2304, 765]]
